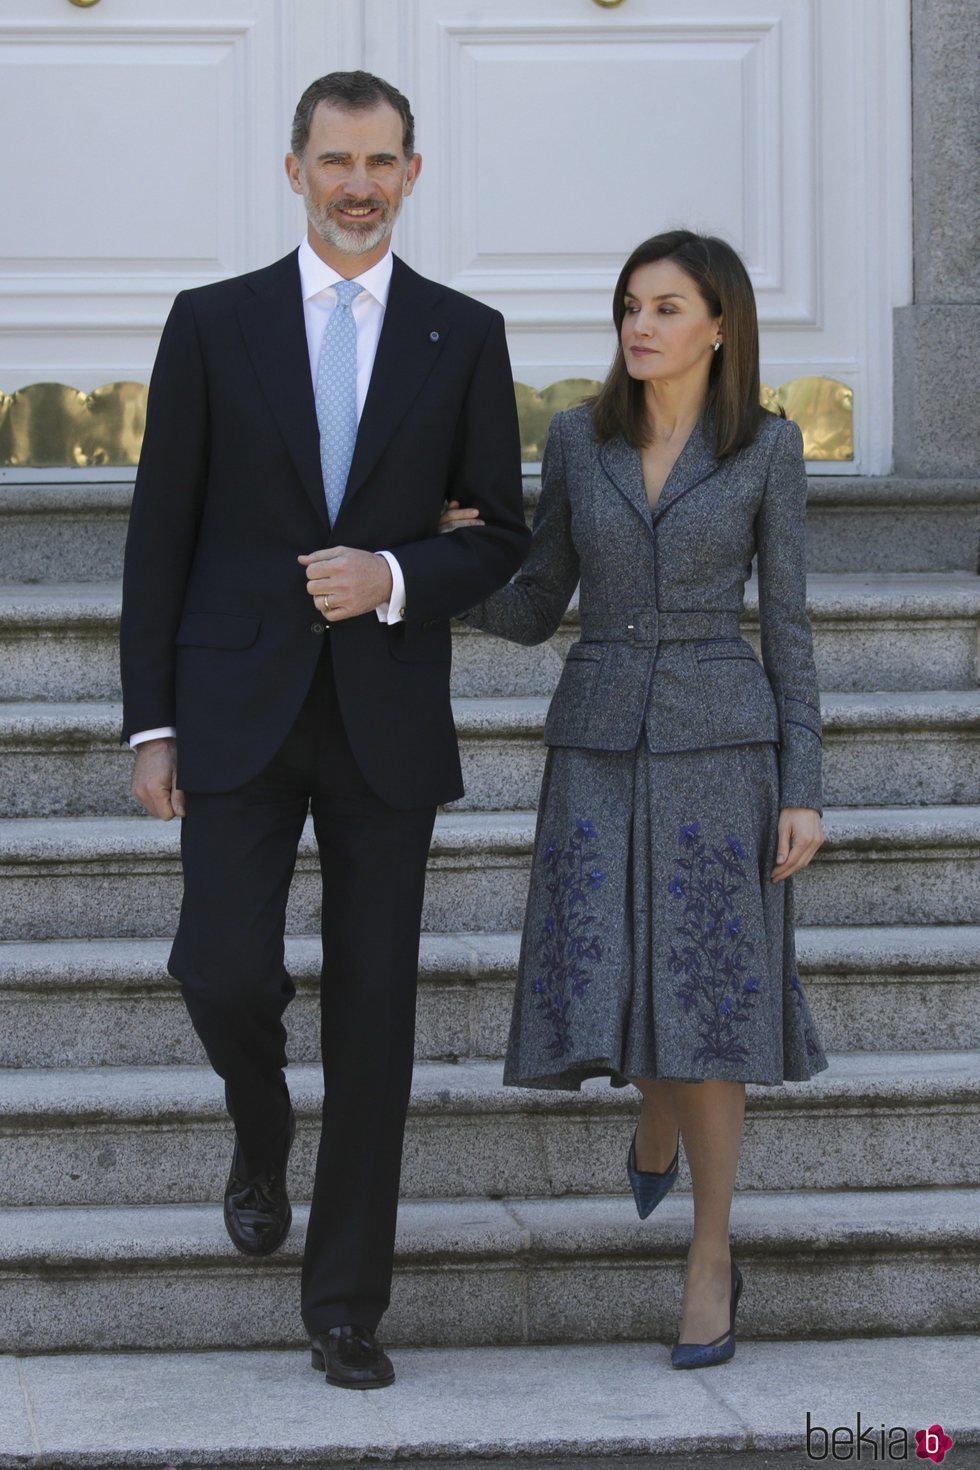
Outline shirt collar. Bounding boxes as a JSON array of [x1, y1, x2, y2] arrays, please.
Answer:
[[298, 237, 394, 308]]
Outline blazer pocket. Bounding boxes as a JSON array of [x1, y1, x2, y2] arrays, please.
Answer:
[[694, 642, 780, 746], [543, 645, 602, 746], [175, 612, 261, 650]]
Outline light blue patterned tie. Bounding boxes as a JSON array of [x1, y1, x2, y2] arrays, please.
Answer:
[[315, 280, 363, 525]]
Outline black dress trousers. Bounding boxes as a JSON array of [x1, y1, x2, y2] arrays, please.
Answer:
[[168, 636, 437, 1333]]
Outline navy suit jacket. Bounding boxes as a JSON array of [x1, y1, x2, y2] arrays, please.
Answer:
[[120, 250, 529, 806]]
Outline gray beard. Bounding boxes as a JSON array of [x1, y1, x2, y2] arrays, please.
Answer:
[[304, 192, 401, 257]]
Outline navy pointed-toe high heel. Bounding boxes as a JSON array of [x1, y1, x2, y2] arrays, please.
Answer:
[[670, 1259, 743, 1369], [626, 1130, 679, 1219]]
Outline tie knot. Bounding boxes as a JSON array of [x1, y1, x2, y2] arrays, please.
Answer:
[[334, 280, 363, 308]]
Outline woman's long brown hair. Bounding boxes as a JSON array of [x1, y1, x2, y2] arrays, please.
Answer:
[[590, 230, 765, 460]]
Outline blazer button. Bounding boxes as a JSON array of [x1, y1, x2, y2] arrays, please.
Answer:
[[311, 621, 325, 634]]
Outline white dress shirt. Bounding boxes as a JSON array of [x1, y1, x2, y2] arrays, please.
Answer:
[[131, 240, 406, 749]]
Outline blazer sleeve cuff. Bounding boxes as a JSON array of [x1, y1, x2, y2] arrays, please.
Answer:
[[778, 726, 823, 813]]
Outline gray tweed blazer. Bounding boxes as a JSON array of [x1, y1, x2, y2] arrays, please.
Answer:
[[463, 403, 823, 812]]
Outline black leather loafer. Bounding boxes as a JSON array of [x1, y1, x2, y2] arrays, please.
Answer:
[[223, 1108, 295, 1256], [310, 1325, 395, 1389]]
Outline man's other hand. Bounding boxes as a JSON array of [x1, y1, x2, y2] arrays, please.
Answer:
[[299, 547, 394, 621], [132, 737, 186, 820]]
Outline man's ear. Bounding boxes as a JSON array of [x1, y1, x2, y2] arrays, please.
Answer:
[[284, 152, 304, 196], [403, 153, 422, 196]]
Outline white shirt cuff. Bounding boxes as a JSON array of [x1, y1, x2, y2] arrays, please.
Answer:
[[375, 551, 406, 624], [130, 727, 177, 749]]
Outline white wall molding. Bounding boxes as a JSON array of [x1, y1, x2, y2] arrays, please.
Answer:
[[0, 0, 912, 470]]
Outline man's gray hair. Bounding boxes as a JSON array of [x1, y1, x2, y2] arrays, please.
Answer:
[[291, 71, 416, 158]]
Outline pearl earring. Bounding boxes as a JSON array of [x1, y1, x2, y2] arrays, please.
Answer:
[[713, 340, 722, 352]]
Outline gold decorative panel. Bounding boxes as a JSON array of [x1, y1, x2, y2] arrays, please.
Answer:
[[0, 383, 146, 469], [0, 375, 852, 469], [514, 380, 605, 463], [766, 376, 854, 462], [518, 376, 853, 463]]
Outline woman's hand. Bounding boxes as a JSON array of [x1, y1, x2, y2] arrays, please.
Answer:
[[439, 499, 485, 533], [771, 807, 824, 882]]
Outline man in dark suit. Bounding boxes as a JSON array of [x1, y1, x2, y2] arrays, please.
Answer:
[[120, 71, 528, 1389]]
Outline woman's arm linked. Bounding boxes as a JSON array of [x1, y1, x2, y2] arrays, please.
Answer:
[[440, 415, 580, 646]]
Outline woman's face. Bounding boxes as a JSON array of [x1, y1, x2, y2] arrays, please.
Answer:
[[620, 259, 721, 387]]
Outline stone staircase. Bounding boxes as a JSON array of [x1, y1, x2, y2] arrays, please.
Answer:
[[0, 472, 978, 1464]]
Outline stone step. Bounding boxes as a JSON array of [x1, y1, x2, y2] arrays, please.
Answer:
[[0, 807, 977, 941], [0, 1188, 977, 1352], [452, 574, 980, 697], [1, 574, 978, 702], [0, 1052, 976, 1207], [520, 475, 980, 577], [803, 478, 980, 574], [3, 1338, 979, 1469], [6, 1346, 976, 1470], [2, 475, 978, 581], [0, 481, 132, 585], [2, 691, 978, 818], [0, 926, 976, 1069], [456, 691, 980, 810]]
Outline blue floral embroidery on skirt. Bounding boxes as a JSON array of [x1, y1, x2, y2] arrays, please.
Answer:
[[533, 817, 606, 1058], [667, 822, 760, 1065]]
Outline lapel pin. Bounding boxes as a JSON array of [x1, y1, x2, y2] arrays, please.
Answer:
[[429, 330, 440, 342]]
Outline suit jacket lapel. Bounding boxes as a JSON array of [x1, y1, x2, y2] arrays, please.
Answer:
[[237, 251, 329, 532], [341, 255, 447, 512], [651, 417, 718, 523], [597, 416, 720, 537], [596, 437, 655, 542]]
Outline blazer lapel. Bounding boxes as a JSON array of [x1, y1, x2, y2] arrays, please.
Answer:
[[596, 437, 655, 542], [651, 417, 719, 524], [237, 251, 328, 531], [340, 255, 448, 511]]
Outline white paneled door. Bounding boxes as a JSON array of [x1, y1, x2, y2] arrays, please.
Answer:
[[0, 0, 909, 470], [0, 0, 289, 384], [366, 0, 911, 472]]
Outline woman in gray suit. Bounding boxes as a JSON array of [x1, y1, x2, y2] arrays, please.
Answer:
[[443, 230, 826, 1368]]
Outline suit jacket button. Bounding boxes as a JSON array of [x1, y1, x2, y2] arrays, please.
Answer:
[[311, 622, 325, 634]]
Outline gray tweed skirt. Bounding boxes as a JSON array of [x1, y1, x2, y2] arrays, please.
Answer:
[[503, 741, 827, 1090]]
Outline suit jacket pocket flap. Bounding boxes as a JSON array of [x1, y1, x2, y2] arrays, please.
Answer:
[[176, 612, 261, 650], [695, 650, 780, 745], [694, 640, 758, 663], [389, 621, 451, 662]]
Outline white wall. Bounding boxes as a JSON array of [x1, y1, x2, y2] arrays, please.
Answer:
[[0, 0, 911, 471]]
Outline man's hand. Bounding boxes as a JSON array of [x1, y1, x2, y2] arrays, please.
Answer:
[[132, 737, 186, 820], [299, 547, 394, 622], [771, 807, 824, 882]]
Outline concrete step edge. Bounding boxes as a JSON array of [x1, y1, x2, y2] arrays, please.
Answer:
[[1, 925, 976, 991], [4, 475, 980, 522], [1, 1187, 977, 1268], [1, 573, 979, 625], [1, 806, 978, 863], [2, 690, 980, 744], [2, 1051, 978, 1125]]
